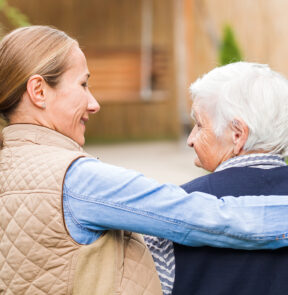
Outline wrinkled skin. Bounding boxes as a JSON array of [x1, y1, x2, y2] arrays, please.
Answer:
[[187, 104, 234, 172]]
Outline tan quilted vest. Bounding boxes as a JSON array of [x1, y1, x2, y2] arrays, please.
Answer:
[[0, 124, 162, 295]]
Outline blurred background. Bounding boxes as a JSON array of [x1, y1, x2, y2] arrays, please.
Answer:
[[0, 0, 286, 183]]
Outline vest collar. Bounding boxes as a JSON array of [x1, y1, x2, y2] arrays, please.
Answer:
[[2, 123, 83, 152]]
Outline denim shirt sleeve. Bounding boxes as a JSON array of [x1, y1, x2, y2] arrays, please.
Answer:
[[63, 157, 288, 250]]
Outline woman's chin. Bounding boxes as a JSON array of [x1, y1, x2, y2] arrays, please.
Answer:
[[194, 158, 212, 171], [194, 158, 202, 168]]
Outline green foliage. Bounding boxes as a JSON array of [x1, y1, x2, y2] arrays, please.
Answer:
[[0, 0, 30, 28], [219, 24, 242, 66]]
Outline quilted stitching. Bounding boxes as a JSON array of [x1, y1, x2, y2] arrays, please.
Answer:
[[121, 234, 163, 295], [0, 147, 66, 193], [0, 143, 84, 295], [0, 125, 162, 295]]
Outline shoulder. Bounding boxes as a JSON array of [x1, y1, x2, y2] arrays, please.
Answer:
[[67, 157, 116, 175], [67, 157, 142, 180], [181, 167, 254, 196], [181, 166, 288, 197], [64, 157, 147, 195], [181, 172, 215, 194]]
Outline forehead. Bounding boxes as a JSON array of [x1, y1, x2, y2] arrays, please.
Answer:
[[191, 100, 203, 117], [66, 46, 88, 74], [191, 102, 212, 123]]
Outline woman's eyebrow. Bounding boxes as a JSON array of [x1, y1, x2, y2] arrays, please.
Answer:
[[190, 109, 195, 118], [191, 109, 198, 121], [83, 73, 90, 80]]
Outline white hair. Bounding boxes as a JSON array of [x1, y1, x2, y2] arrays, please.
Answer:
[[190, 62, 288, 156]]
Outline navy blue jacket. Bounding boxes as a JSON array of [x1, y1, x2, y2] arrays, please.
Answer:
[[173, 166, 288, 295]]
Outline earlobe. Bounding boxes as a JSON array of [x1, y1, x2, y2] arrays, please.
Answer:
[[231, 118, 249, 156], [26, 75, 46, 109]]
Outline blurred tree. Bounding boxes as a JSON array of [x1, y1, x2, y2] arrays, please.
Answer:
[[0, 0, 30, 29], [219, 24, 242, 65], [0, 0, 30, 128]]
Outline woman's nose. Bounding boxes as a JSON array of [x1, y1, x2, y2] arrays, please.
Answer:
[[187, 129, 195, 147], [88, 94, 100, 114]]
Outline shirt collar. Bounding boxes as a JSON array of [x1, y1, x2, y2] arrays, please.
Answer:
[[215, 153, 286, 172]]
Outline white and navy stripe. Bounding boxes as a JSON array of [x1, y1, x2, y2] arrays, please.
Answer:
[[143, 235, 175, 295], [216, 153, 286, 171]]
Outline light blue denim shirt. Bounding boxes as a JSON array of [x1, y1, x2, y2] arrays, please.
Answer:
[[63, 157, 288, 250]]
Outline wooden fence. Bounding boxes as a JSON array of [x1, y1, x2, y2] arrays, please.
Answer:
[[1, 0, 179, 141], [185, 0, 288, 83], [3, 0, 286, 141]]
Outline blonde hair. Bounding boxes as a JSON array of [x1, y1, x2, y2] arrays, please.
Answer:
[[0, 25, 77, 121]]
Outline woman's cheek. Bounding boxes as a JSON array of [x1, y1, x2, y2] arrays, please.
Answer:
[[193, 138, 205, 168], [194, 132, 214, 170]]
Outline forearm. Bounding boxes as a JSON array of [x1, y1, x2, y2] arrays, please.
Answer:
[[65, 158, 288, 249], [174, 193, 288, 249], [66, 189, 288, 249]]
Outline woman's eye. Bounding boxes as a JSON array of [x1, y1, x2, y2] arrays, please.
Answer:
[[81, 82, 88, 88]]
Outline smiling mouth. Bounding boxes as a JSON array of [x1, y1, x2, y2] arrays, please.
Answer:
[[80, 118, 88, 125]]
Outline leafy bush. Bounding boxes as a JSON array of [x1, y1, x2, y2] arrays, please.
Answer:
[[219, 24, 242, 66], [0, 0, 30, 28]]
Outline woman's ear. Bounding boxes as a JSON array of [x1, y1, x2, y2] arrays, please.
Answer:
[[26, 75, 46, 109], [230, 118, 249, 156]]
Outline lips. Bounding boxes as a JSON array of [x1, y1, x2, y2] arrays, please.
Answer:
[[80, 117, 88, 125]]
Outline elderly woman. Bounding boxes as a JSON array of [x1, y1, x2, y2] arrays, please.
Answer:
[[1, 26, 288, 295], [171, 62, 288, 295]]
